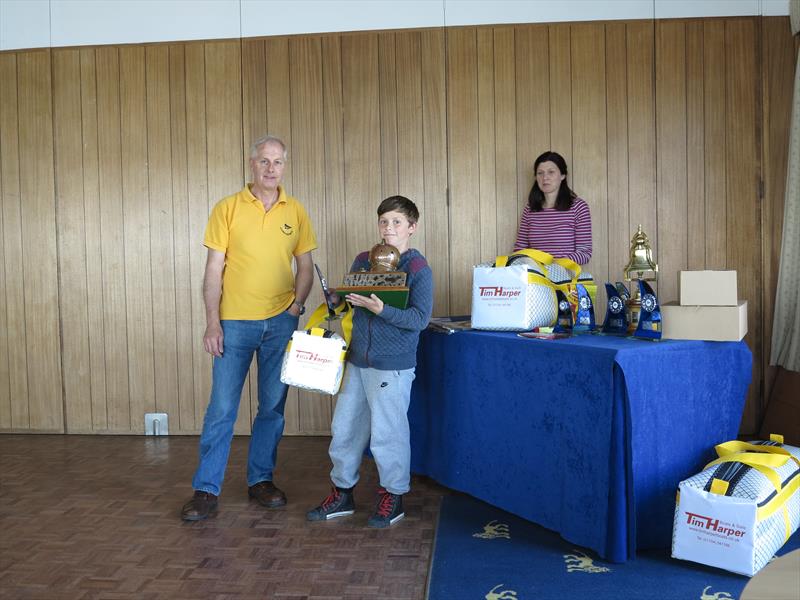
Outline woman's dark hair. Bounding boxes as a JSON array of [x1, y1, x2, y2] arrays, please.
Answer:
[[528, 151, 576, 212]]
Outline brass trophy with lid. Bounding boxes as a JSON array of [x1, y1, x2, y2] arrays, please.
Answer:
[[623, 225, 658, 335], [336, 240, 410, 309]]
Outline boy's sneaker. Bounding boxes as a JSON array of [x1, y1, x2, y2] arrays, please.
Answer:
[[367, 487, 404, 528], [306, 487, 355, 521]]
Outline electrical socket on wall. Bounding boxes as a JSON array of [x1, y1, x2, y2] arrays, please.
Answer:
[[144, 413, 169, 436]]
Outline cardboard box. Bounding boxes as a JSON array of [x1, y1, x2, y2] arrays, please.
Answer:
[[680, 270, 738, 306], [661, 300, 747, 341]]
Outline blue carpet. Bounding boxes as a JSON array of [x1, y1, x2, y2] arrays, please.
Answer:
[[428, 494, 800, 600]]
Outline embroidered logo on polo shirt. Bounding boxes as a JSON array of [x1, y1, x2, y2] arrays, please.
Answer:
[[281, 224, 294, 235]]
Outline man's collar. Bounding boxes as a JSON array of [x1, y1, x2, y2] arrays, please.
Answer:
[[246, 184, 286, 205]]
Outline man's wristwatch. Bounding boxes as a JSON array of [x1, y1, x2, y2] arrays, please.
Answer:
[[292, 301, 305, 315]]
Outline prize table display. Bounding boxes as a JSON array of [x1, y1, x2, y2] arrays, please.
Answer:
[[408, 328, 751, 563]]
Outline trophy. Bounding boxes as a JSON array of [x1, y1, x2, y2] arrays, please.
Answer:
[[336, 240, 410, 309], [553, 290, 573, 333], [623, 225, 658, 335], [634, 279, 662, 340], [573, 284, 596, 332], [601, 282, 628, 335]]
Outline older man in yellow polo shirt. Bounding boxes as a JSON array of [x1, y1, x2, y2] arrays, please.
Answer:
[[181, 135, 317, 521]]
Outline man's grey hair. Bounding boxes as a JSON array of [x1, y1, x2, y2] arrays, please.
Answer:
[[250, 135, 288, 160]]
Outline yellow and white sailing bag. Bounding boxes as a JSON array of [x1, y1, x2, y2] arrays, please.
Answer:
[[471, 249, 557, 331], [671, 435, 800, 576], [280, 304, 352, 395], [542, 255, 597, 308]]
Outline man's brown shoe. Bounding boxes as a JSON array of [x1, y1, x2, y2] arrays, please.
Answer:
[[248, 481, 287, 508], [181, 491, 218, 521]]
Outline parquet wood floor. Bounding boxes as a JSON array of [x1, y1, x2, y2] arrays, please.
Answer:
[[0, 435, 449, 600]]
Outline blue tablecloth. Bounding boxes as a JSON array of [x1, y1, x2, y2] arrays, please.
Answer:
[[408, 329, 752, 562]]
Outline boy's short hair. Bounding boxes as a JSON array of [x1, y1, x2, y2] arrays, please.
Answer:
[[377, 195, 419, 224]]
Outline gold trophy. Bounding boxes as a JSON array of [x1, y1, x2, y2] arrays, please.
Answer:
[[336, 240, 410, 308], [623, 225, 658, 334]]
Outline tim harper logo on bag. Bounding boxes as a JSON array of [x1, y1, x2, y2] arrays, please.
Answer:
[[295, 350, 333, 365], [684, 511, 746, 538], [479, 286, 522, 298]]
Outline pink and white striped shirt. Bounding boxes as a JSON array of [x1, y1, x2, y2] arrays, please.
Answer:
[[513, 197, 592, 265]]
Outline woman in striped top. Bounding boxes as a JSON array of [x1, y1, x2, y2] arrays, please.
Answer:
[[513, 151, 592, 265]]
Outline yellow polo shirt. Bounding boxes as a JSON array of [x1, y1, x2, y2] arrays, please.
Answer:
[[204, 185, 317, 320]]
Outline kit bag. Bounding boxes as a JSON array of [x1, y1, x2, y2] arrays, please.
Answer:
[[471, 249, 557, 331], [280, 303, 352, 395], [536, 253, 597, 308], [671, 434, 800, 576]]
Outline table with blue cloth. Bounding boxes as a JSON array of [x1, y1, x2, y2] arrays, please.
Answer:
[[408, 328, 752, 563]]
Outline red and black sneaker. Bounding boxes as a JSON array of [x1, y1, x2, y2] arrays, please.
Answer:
[[306, 487, 355, 521], [367, 487, 404, 528]]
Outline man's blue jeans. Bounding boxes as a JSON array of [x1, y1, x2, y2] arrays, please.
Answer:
[[192, 312, 298, 496]]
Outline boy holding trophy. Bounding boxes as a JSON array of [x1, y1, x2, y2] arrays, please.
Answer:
[[307, 196, 433, 528]]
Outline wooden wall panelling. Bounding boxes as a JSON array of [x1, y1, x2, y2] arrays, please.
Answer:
[[549, 24, 573, 167], [52, 49, 92, 432], [146, 44, 180, 428], [320, 33, 348, 284], [204, 40, 247, 433], [655, 21, 688, 304], [168, 43, 197, 433], [184, 42, 212, 431], [420, 28, 449, 316], [264, 38, 293, 171], [342, 34, 382, 262], [493, 27, 518, 255], [120, 46, 155, 433], [0, 53, 31, 430], [0, 53, 21, 429], [626, 22, 657, 258], [760, 16, 795, 403], [320, 35, 353, 278], [379, 32, 400, 197], [96, 47, 132, 431], [446, 27, 480, 315], [686, 22, 706, 271], [477, 27, 498, 260], [395, 31, 426, 257], [0, 95, 7, 428], [242, 39, 267, 173], [288, 35, 331, 434], [605, 23, 631, 280], [702, 21, 727, 270], [725, 18, 761, 433], [0, 147, 6, 427], [0, 16, 793, 437], [17, 50, 63, 431], [515, 26, 550, 242], [571, 24, 609, 300], [79, 48, 108, 431]]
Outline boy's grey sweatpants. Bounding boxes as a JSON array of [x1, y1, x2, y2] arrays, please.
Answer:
[[329, 364, 416, 495]]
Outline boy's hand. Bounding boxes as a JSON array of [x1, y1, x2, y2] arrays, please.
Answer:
[[346, 293, 384, 315]]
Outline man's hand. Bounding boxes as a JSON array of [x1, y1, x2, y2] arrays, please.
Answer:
[[204, 322, 224, 357], [346, 292, 384, 315], [287, 302, 303, 317]]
